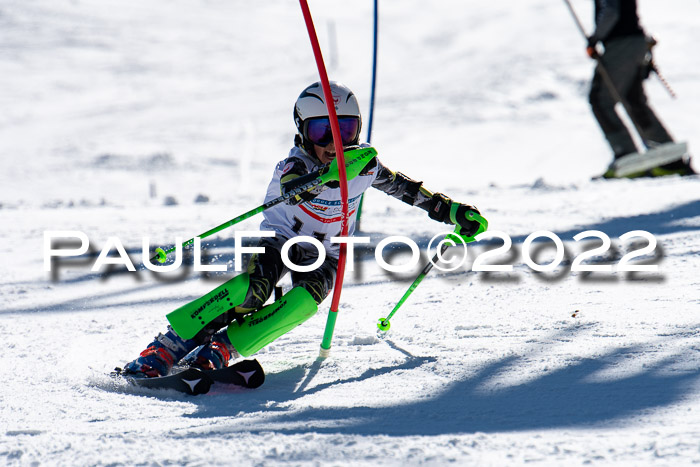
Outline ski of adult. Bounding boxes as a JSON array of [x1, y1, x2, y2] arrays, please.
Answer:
[[610, 142, 687, 177]]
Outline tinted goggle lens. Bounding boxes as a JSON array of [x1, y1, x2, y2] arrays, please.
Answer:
[[306, 117, 360, 147]]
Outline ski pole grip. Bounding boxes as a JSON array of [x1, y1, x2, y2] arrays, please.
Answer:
[[153, 247, 167, 264], [281, 169, 324, 193]]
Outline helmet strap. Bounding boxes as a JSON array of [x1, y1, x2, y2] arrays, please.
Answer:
[[294, 134, 316, 160]]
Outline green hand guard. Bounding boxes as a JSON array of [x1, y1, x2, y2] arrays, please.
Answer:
[[446, 207, 488, 244]]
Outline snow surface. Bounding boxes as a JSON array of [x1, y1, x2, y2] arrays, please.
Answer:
[[1, 0, 699, 465]]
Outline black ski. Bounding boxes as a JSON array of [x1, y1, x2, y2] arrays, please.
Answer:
[[113, 359, 264, 395], [204, 358, 265, 389], [115, 367, 214, 395]]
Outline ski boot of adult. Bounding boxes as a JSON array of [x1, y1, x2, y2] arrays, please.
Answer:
[[189, 330, 238, 371], [650, 157, 697, 177], [598, 161, 653, 180], [121, 328, 198, 378]]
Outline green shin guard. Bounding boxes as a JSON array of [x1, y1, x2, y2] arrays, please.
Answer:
[[226, 287, 318, 357], [166, 273, 250, 340]]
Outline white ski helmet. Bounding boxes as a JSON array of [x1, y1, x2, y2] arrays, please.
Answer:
[[293, 81, 362, 152]]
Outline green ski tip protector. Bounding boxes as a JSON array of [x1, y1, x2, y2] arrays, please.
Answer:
[[155, 247, 167, 264], [377, 318, 391, 331]]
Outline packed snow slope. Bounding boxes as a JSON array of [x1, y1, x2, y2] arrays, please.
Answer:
[[1, 0, 699, 465]]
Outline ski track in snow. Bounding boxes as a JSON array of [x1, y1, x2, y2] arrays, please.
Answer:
[[1, 0, 699, 465]]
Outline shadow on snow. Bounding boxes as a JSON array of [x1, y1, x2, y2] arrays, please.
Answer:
[[182, 327, 700, 436]]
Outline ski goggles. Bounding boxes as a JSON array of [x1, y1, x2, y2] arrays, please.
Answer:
[[304, 117, 360, 147]]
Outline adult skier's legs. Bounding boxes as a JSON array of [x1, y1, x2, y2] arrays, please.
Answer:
[[590, 35, 694, 176], [589, 36, 648, 159]]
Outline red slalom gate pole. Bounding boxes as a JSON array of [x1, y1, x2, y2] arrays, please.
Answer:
[[298, 0, 350, 358]]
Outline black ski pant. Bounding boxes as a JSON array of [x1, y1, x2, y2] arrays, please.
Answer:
[[588, 34, 673, 159], [240, 235, 338, 310]]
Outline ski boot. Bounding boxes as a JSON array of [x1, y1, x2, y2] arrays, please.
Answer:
[[122, 328, 197, 378], [650, 157, 697, 177], [189, 330, 238, 371]]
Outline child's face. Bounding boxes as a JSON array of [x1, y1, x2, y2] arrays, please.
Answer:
[[313, 141, 336, 165]]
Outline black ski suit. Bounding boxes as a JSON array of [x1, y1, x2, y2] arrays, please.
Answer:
[[588, 0, 673, 159]]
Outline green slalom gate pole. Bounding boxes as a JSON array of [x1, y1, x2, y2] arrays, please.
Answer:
[[377, 211, 487, 331], [149, 147, 377, 264]]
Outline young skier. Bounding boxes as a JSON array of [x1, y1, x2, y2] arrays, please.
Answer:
[[121, 81, 484, 378]]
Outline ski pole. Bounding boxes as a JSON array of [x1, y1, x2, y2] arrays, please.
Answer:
[[650, 61, 677, 99], [561, 0, 647, 148], [377, 241, 448, 332], [149, 147, 377, 264], [377, 211, 487, 331], [644, 36, 676, 99]]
